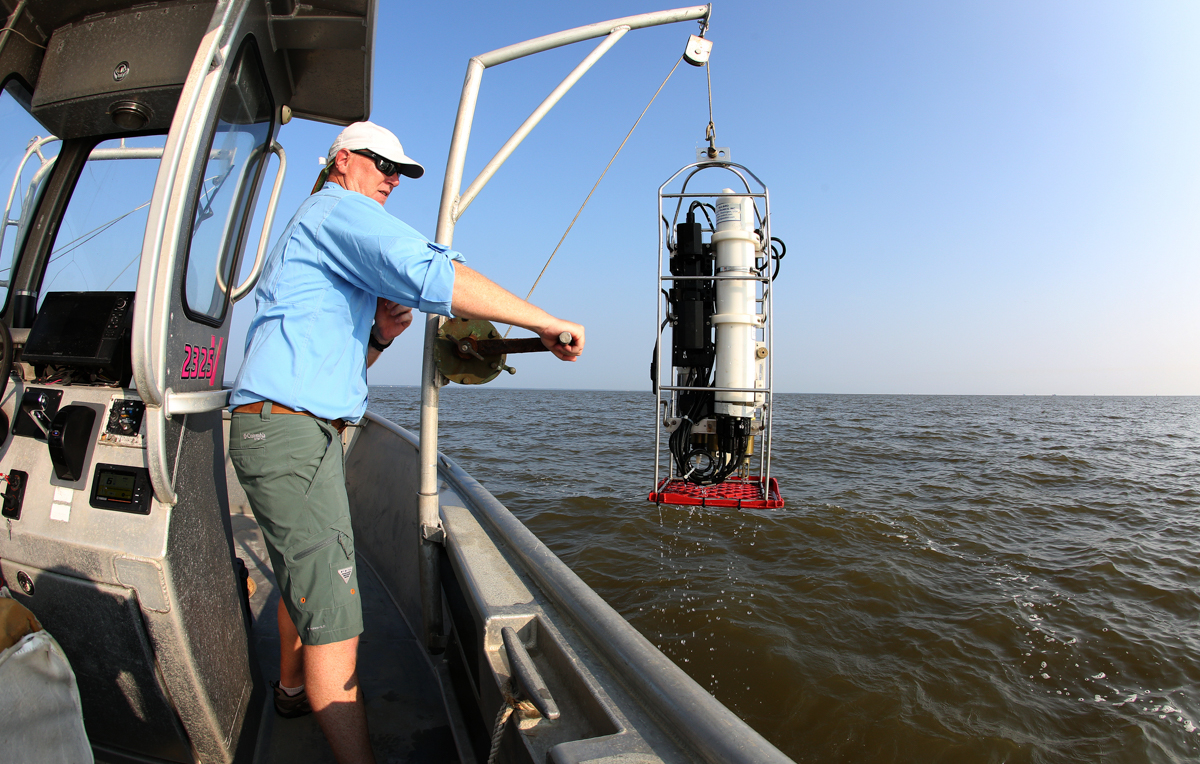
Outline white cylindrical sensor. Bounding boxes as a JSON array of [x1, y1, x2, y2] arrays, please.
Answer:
[[711, 189, 759, 418]]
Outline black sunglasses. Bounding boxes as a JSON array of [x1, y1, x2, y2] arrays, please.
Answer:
[[351, 149, 403, 178]]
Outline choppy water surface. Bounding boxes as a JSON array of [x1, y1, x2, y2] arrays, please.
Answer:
[[370, 389, 1200, 764]]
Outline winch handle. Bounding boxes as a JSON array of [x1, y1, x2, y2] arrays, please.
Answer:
[[451, 331, 576, 360]]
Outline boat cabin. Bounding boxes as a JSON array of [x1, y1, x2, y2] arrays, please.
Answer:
[[0, 1, 369, 761]]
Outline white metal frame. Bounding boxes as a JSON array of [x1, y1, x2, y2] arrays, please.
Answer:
[[0, 136, 58, 284], [415, 4, 711, 649], [211, 140, 288, 302], [652, 160, 775, 501]]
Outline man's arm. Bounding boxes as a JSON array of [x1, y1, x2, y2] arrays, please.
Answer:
[[450, 262, 584, 361]]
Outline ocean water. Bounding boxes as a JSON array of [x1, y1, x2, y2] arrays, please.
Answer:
[[370, 388, 1200, 764]]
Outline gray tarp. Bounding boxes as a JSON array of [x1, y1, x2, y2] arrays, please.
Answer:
[[0, 590, 92, 764]]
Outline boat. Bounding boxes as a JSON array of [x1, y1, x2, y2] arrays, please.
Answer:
[[0, 1, 794, 762]]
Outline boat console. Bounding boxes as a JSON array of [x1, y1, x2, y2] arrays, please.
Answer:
[[0, 1, 369, 762], [0, 311, 253, 764]]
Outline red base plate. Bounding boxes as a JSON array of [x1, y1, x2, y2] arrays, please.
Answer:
[[648, 476, 784, 509]]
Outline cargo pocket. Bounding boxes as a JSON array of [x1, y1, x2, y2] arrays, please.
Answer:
[[287, 526, 357, 613]]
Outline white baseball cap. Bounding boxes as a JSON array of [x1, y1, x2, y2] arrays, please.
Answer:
[[326, 121, 425, 179]]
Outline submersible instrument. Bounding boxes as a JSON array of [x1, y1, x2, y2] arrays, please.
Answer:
[[650, 151, 785, 509]]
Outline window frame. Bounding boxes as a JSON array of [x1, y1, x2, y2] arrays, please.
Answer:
[[179, 35, 276, 328]]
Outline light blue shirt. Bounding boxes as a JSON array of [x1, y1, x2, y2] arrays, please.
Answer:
[[230, 183, 464, 421]]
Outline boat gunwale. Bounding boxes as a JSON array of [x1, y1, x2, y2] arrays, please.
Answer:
[[361, 409, 794, 764]]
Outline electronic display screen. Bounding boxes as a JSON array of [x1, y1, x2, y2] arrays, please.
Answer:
[[89, 463, 150, 515], [95, 470, 135, 503], [23, 292, 133, 365]]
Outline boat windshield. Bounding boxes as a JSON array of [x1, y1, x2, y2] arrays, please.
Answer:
[[39, 134, 164, 306]]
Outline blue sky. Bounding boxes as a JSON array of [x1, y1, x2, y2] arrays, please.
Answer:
[[6, 1, 1200, 394], [346, 1, 1200, 395]]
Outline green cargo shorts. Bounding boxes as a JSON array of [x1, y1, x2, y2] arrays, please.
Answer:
[[229, 404, 362, 646]]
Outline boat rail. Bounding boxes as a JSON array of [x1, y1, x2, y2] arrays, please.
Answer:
[[365, 411, 794, 764], [415, 0, 712, 663]]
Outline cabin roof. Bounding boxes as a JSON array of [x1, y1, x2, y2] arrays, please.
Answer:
[[0, 0, 373, 130]]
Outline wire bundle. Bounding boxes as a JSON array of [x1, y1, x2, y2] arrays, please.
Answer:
[[669, 366, 749, 486]]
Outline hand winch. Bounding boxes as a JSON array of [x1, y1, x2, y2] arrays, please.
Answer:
[[433, 317, 571, 385]]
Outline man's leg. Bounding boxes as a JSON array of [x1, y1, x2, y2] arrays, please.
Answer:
[[232, 413, 369, 759], [305, 636, 375, 764], [278, 598, 304, 687]]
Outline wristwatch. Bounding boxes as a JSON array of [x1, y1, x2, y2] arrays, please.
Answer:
[[369, 324, 392, 352]]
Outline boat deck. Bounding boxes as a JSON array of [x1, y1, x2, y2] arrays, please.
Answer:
[[230, 513, 460, 763]]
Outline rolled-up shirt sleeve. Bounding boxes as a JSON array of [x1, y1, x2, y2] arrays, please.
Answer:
[[388, 241, 462, 316], [316, 189, 465, 316]]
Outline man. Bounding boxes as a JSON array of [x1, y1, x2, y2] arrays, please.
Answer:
[[228, 122, 584, 764]]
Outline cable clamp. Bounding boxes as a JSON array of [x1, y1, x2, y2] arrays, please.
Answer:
[[420, 523, 445, 545]]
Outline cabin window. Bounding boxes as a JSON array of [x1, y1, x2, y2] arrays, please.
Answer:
[[182, 39, 274, 325], [39, 135, 165, 303], [0, 87, 57, 296]]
